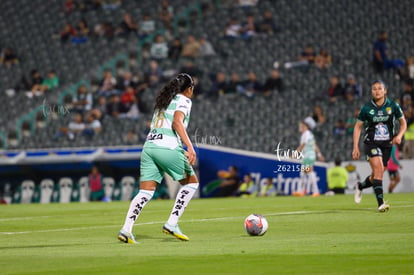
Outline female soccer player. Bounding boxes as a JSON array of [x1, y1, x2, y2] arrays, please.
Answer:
[[352, 80, 406, 212], [118, 73, 198, 243], [292, 117, 324, 197]]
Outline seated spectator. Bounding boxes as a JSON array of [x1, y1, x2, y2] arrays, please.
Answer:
[[239, 14, 257, 39], [168, 37, 182, 61], [72, 85, 93, 114], [94, 21, 114, 38], [399, 56, 414, 82], [91, 96, 107, 121], [139, 14, 155, 39], [226, 72, 242, 95], [82, 112, 102, 137], [64, 0, 77, 13], [258, 10, 278, 34], [345, 108, 360, 135], [314, 48, 332, 69], [54, 113, 85, 141], [215, 166, 240, 197], [27, 69, 44, 98], [106, 94, 128, 118], [343, 74, 362, 102], [310, 105, 326, 126], [333, 119, 346, 136], [400, 81, 414, 107], [145, 60, 163, 86], [180, 60, 202, 78], [159, 0, 173, 30], [284, 45, 316, 69], [238, 71, 262, 98], [326, 75, 343, 102], [120, 86, 137, 109], [208, 72, 227, 99], [71, 19, 89, 44], [198, 35, 216, 56], [116, 12, 138, 36], [150, 34, 169, 61], [1, 48, 19, 67], [262, 69, 284, 96], [60, 23, 77, 42], [236, 174, 256, 197], [224, 17, 242, 39], [123, 129, 139, 145], [41, 70, 59, 92], [181, 35, 201, 58], [98, 70, 117, 96], [14, 76, 31, 94], [89, 166, 105, 201]]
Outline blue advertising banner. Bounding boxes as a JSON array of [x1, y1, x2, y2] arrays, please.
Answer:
[[197, 145, 328, 197]]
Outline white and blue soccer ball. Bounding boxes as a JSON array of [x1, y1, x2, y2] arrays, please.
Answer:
[[244, 214, 268, 236]]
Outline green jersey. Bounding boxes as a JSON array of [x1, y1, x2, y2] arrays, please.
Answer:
[[357, 98, 403, 144], [145, 94, 192, 150]]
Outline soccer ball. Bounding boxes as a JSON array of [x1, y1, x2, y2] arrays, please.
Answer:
[[244, 214, 268, 236]]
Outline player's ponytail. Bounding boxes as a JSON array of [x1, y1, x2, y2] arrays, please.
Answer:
[[154, 73, 194, 111]]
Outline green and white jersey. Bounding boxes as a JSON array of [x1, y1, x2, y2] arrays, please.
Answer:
[[300, 130, 316, 160], [357, 98, 404, 144], [145, 94, 192, 150]]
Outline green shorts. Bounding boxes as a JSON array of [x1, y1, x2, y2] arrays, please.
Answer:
[[302, 157, 315, 168], [140, 144, 195, 183]]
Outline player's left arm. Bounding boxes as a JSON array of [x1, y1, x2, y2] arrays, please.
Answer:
[[393, 116, 406, 145], [173, 111, 196, 165], [315, 143, 324, 161]]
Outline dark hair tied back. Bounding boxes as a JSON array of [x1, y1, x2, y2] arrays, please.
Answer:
[[154, 73, 194, 111]]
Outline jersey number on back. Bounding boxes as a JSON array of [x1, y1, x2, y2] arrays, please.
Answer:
[[154, 111, 165, 128]]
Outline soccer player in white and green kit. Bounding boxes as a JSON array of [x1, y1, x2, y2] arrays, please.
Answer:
[[118, 73, 198, 243]]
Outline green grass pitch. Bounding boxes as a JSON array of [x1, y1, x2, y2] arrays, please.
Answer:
[[1, 193, 414, 275]]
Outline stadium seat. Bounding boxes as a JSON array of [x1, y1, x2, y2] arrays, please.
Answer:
[[102, 177, 116, 202], [119, 176, 136, 201], [14, 180, 36, 204], [57, 177, 74, 203], [78, 176, 90, 203]]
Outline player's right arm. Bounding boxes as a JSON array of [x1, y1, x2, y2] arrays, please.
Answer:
[[352, 120, 363, 160]]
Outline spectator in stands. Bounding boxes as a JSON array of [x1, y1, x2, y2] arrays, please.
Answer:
[[106, 94, 128, 118], [343, 74, 362, 102], [91, 96, 107, 121], [103, 0, 121, 10], [224, 17, 242, 39], [180, 60, 202, 78], [326, 75, 343, 102], [98, 70, 117, 96], [226, 72, 242, 95], [27, 69, 44, 98], [76, 19, 90, 38], [310, 105, 326, 126], [314, 48, 332, 69], [40, 70, 60, 92], [168, 37, 183, 61], [284, 45, 316, 69], [64, 0, 77, 13], [120, 85, 137, 110], [372, 31, 404, 73], [399, 56, 414, 82], [181, 35, 201, 59], [89, 166, 105, 201], [333, 119, 346, 136], [236, 174, 256, 197], [116, 12, 138, 37], [159, 0, 173, 31], [145, 60, 163, 86], [345, 108, 360, 135], [150, 34, 169, 61], [82, 112, 102, 137], [198, 35, 216, 56], [327, 157, 348, 195], [139, 14, 155, 39], [215, 166, 240, 197], [123, 129, 138, 145], [94, 21, 115, 38], [238, 71, 262, 98], [262, 68, 284, 96], [400, 81, 414, 108], [208, 72, 227, 99], [14, 76, 31, 94], [240, 14, 257, 39], [258, 10, 278, 34], [60, 23, 77, 42], [1, 48, 19, 67], [54, 113, 85, 141], [72, 85, 93, 114]]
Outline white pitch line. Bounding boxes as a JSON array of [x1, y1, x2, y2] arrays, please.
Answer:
[[1, 205, 414, 235]]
